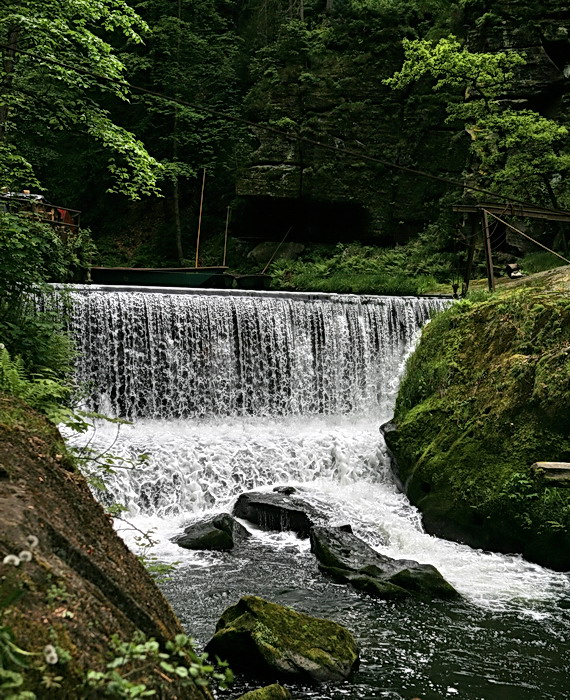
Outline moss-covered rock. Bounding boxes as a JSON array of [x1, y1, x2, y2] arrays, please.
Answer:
[[0, 396, 212, 698], [386, 269, 570, 570], [236, 683, 292, 700], [205, 595, 359, 683]]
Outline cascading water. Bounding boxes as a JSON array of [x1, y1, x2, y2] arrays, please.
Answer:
[[65, 285, 570, 700], [69, 287, 439, 420]]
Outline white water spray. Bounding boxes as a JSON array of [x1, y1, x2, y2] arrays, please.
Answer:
[[65, 286, 569, 609]]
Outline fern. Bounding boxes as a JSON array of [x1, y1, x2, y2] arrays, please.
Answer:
[[0, 345, 70, 422]]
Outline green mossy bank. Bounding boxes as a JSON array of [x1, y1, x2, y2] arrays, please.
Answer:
[[384, 268, 570, 571]]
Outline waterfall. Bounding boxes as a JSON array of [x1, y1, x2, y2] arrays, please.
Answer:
[[63, 286, 446, 518], [67, 286, 448, 420], [63, 285, 570, 700]]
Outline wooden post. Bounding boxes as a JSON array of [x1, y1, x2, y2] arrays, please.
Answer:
[[462, 214, 477, 295], [223, 206, 230, 267], [195, 168, 206, 268], [482, 209, 495, 292]]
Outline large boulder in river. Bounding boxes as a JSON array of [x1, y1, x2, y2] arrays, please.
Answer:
[[172, 513, 251, 551], [385, 274, 570, 571], [233, 487, 322, 537], [205, 595, 359, 683], [310, 526, 458, 600], [0, 397, 212, 699]]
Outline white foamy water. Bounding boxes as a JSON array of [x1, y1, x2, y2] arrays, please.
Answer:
[[62, 286, 570, 617], [74, 414, 570, 610]]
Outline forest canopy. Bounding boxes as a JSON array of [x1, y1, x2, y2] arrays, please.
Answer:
[[0, 0, 163, 198]]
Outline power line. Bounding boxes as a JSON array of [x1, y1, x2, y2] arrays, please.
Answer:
[[2, 41, 570, 216]]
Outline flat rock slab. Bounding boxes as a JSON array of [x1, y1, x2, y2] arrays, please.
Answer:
[[205, 595, 359, 683], [531, 462, 570, 487], [310, 526, 459, 600], [233, 487, 323, 538], [172, 513, 251, 550]]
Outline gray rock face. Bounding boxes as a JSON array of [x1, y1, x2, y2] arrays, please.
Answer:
[[205, 595, 359, 683], [310, 526, 459, 600], [172, 513, 251, 551], [233, 489, 322, 538]]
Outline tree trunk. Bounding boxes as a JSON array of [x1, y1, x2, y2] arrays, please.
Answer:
[[173, 0, 184, 265], [173, 173, 184, 265], [0, 28, 19, 143]]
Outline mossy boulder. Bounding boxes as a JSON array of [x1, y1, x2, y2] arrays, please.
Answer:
[[0, 397, 212, 699], [205, 595, 359, 683], [236, 683, 292, 700], [172, 513, 251, 551], [386, 273, 570, 570], [310, 526, 458, 599]]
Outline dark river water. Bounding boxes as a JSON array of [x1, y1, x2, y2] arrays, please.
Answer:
[[161, 532, 570, 700]]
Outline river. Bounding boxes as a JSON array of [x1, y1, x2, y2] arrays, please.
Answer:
[[65, 286, 570, 699]]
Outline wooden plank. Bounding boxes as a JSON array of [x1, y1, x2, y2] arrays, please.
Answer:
[[531, 462, 570, 488], [462, 215, 477, 295], [452, 203, 570, 222]]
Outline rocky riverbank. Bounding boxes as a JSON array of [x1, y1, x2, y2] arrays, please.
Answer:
[[384, 267, 570, 571], [0, 397, 214, 698]]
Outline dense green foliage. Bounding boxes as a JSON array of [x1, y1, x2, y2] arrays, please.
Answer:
[[3, 0, 569, 286], [0, 0, 163, 199], [385, 36, 570, 208], [387, 280, 570, 569], [270, 240, 454, 294], [0, 212, 94, 378]]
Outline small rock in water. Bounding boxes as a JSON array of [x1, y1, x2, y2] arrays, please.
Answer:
[[171, 513, 250, 551], [273, 485, 297, 495], [310, 526, 459, 600], [235, 683, 292, 700], [233, 489, 323, 538]]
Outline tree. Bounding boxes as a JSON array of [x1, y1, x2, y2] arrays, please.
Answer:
[[0, 0, 163, 199], [120, 0, 246, 262], [385, 36, 570, 208]]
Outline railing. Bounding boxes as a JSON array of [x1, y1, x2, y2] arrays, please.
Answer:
[[0, 194, 81, 234]]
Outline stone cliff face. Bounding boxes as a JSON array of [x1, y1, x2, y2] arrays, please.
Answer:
[[235, 0, 570, 245], [0, 398, 212, 699]]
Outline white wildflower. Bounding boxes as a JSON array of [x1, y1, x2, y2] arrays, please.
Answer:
[[18, 550, 33, 562], [44, 644, 58, 664], [26, 535, 39, 549], [2, 554, 20, 566]]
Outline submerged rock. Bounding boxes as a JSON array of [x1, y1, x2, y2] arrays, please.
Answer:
[[205, 595, 359, 683], [172, 513, 250, 551], [233, 489, 322, 538], [310, 526, 458, 600], [236, 683, 292, 700]]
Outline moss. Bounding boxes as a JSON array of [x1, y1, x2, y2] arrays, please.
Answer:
[[206, 596, 359, 682], [388, 272, 570, 570], [236, 684, 292, 700]]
